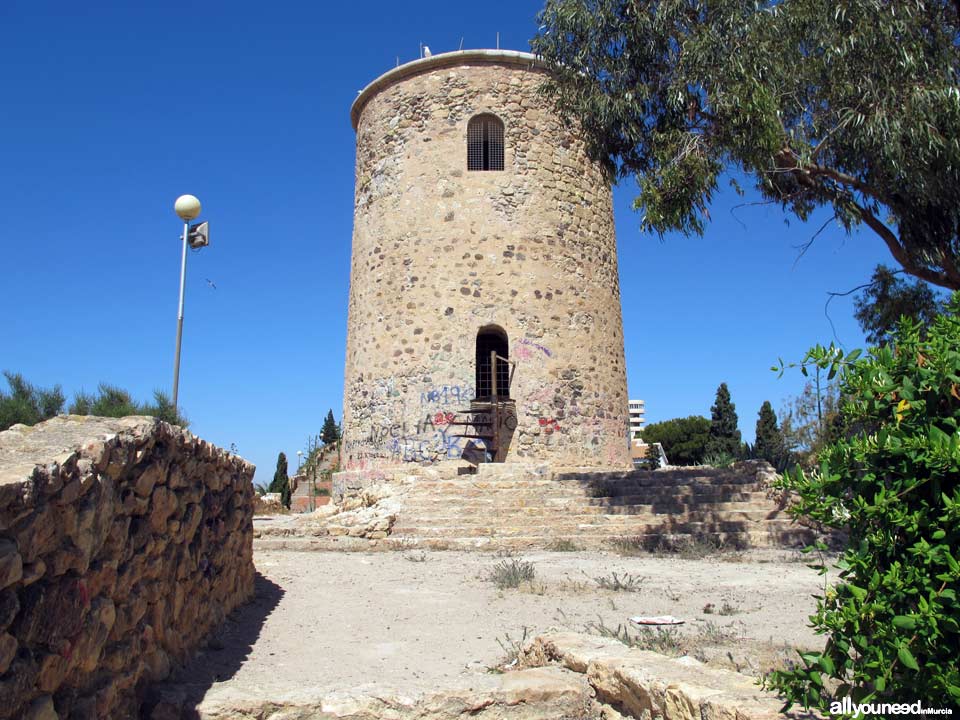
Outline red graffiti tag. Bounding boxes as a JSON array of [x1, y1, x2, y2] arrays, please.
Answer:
[[538, 417, 561, 434]]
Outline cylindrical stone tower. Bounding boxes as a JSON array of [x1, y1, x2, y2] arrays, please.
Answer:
[[342, 50, 630, 471]]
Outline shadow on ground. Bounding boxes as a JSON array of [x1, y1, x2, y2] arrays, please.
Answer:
[[140, 571, 285, 719]]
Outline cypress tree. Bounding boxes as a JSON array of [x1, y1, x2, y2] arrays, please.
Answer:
[[706, 383, 741, 458], [643, 442, 661, 470], [321, 410, 340, 445], [754, 400, 785, 469], [269, 452, 288, 494]]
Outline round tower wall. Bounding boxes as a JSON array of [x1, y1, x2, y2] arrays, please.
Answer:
[[343, 52, 630, 471]]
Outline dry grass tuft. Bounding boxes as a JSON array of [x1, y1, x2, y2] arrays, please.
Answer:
[[487, 558, 536, 589]]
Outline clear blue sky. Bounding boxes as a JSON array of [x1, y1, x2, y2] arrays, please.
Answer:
[[1, 1, 898, 481]]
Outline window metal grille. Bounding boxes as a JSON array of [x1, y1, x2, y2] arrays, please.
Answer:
[[476, 328, 510, 399], [467, 115, 504, 171]]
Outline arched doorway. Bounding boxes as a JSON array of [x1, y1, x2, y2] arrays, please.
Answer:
[[475, 326, 510, 400]]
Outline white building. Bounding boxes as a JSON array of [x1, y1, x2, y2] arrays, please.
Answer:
[[628, 399, 645, 439]]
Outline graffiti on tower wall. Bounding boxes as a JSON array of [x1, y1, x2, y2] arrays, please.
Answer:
[[344, 380, 491, 467]]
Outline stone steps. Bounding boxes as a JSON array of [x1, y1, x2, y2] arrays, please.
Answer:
[[392, 507, 784, 525], [400, 478, 767, 492], [391, 517, 801, 538], [385, 528, 815, 551], [402, 480, 768, 495], [312, 461, 812, 551], [553, 471, 767, 487], [402, 493, 775, 510]]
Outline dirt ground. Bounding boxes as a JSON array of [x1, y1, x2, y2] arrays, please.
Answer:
[[165, 546, 828, 708]]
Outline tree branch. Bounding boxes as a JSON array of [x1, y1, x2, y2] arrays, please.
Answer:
[[773, 146, 960, 291], [810, 122, 847, 162], [793, 214, 838, 269], [850, 200, 958, 290]]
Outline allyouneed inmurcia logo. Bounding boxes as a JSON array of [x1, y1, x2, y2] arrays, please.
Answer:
[[830, 697, 954, 716]]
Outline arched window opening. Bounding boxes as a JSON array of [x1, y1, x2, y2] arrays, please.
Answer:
[[476, 326, 510, 399], [467, 114, 505, 171]]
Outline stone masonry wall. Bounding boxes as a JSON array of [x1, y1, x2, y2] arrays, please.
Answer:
[[342, 51, 631, 473], [0, 415, 255, 719]]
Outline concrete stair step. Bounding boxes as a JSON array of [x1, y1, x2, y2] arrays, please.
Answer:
[[399, 476, 771, 492], [402, 479, 565, 490], [583, 495, 777, 509], [404, 490, 771, 508], [399, 490, 773, 509], [393, 508, 786, 525], [389, 518, 804, 538], [385, 528, 815, 551], [553, 471, 768, 487], [400, 481, 768, 496]]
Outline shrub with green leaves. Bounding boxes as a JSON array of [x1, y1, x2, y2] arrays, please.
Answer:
[[641, 415, 710, 465], [70, 384, 188, 427], [1, 373, 187, 430], [767, 295, 960, 710], [0, 372, 65, 430]]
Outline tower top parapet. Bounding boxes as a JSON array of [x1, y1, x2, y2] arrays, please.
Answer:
[[350, 49, 545, 129]]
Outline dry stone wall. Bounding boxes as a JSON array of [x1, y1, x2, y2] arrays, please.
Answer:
[[0, 415, 255, 719], [343, 51, 631, 473]]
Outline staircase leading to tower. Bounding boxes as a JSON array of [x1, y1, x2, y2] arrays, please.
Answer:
[[385, 462, 817, 551]]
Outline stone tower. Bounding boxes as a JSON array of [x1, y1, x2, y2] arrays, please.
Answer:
[[342, 50, 630, 472]]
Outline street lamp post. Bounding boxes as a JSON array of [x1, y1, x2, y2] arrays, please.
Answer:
[[172, 194, 206, 412]]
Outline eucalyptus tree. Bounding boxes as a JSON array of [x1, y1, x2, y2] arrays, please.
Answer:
[[533, 0, 960, 288]]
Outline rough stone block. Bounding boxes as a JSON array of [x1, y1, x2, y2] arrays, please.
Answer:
[[0, 633, 17, 674], [0, 540, 23, 591]]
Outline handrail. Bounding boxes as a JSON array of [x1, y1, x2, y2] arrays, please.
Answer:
[[492, 352, 517, 390]]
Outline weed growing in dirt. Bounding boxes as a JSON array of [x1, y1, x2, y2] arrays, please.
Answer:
[[718, 600, 741, 616], [705, 599, 742, 615], [585, 619, 686, 656], [492, 627, 530, 671], [587, 617, 749, 661], [520, 580, 548, 595], [556, 578, 591, 593], [593, 572, 645, 592], [487, 559, 536, 589], [548, 539, 581, 552], [607, 536, 646, 556], [403, 552, 427, 563], [697, 619, 745, 644]]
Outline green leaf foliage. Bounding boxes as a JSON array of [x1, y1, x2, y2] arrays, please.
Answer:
[[854, 264, 948, 347], [68, 383, 188, 427], [642, 441, 661, 470], [754, 400, 787, 470], [270, 452, 289, 499], [779, 379, 844, 469], [766, 293, 960, 710], [641, 415, 710, 465], [321, 409, 341, 445], [0, 372, 65, 430], [706, 383, 742, 458], [1, 372, 187, 430], [532, 0, 960, 290]]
